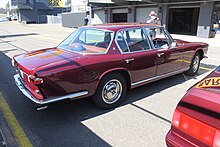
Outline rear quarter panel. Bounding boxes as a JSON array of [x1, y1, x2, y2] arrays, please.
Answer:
[[36, 53, 124, 98]]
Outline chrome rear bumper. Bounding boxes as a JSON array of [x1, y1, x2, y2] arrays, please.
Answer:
[[14, 74, 88, 105]]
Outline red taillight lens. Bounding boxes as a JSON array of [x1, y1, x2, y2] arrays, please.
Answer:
[[28, 75, 43, 85], [172, 110, 181, 127], [33, 78, 43, 85], [214, 131, 220, 147], [172, 110, 220, 146]]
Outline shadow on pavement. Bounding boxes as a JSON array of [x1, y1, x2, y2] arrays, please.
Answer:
[[0, 52, 110, 147], [0, 33, 39, 39], [0, 41, 12, 44], [0, 51, 217, 146], [120, 62, 217, 124], [1, 49, 18, 53]]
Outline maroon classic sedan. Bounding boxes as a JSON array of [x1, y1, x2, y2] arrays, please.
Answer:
[[166, 66, 220, 147], [12, 23, 208, 110]]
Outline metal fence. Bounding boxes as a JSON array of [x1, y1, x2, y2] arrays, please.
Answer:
[[61, 12, 85, 28], [47, 14, 62, 24]]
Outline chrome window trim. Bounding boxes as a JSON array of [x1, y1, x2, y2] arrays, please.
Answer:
[[117, 31, 130, 53], [131, 67, 189, 87], [58, 28, 115, 55], [144, 27, 174, 50], [115, 27, 154, 55], [143, 27, 156, 49]]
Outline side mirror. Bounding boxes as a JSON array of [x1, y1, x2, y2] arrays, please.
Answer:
[[171, 42, 177, 48]]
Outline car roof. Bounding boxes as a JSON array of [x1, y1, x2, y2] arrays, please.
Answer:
[[82, 23, 162, 32]]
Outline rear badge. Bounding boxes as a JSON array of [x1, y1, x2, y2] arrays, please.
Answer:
[[195, 77, 220, 88]]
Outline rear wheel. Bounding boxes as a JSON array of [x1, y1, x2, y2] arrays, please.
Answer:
[[92, 73, 127, 109], [184, 52, 200, 76]]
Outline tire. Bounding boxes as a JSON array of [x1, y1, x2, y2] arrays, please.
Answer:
[[184, 52, 200, 76], [92, 73, 127, 109]]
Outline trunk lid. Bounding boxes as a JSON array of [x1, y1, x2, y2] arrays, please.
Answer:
[[177, 66, 220, 130], [14, 47, 78, 72]]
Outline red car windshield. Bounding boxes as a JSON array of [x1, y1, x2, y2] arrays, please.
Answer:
[[58, 28, 114, 54]]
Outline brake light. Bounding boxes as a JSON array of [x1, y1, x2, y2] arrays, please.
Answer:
[[171, 110, 220, 146], [28, 75, 43, 85], [172, 110, 181, 127], [214, 131, 220, 147], [33, 78, 43, 85]]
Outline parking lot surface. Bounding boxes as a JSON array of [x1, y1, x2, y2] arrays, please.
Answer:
[[0, 21, 219, 147]]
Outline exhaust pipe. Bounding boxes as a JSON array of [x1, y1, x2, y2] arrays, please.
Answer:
[[36, 105, 48, 111]]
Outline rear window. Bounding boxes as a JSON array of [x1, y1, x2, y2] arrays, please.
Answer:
[[216, 66, 220, 72], [58, 28, 114, 54]]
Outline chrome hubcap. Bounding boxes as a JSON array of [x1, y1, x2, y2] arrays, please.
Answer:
[[102, 79, 122, 104], [193, 56, 199, 73]]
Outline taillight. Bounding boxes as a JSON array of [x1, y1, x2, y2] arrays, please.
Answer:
[[28, 75, 43, 85], [172, 110, 220, 146], [214, 131, 220, 147]]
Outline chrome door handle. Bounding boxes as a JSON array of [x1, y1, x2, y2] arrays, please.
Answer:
[[125, 58, 134, 64], [157, 52, 164, 57]]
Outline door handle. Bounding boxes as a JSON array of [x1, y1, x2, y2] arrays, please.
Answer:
[[157, 52, 164, 57], [125, 58, 134, 64]]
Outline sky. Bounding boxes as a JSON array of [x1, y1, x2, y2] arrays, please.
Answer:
[[0, 0, 9, 8]]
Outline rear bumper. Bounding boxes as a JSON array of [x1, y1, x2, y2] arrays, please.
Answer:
[[166, 129, 209, 147], [14, 74, 88, 105], [166, 130, 196, 147]]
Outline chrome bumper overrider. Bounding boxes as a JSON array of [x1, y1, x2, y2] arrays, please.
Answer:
[[14, 74, 88, 105]]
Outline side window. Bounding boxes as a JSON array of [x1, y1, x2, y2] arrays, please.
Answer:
[[126, 28, 151, 52], [116, 28, 151, 53], [116, 31, 129, 53], [148, 28, 172, 49]]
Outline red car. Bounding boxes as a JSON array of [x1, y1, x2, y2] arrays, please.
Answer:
[[166, 66, 220, 147], [12, 23, 208, 110]]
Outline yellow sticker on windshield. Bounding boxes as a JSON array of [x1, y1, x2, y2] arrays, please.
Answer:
[[195, 77, 220, 88]]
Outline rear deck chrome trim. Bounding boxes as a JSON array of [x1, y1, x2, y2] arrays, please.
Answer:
[[131, 68, 189, 87], [14, 74, 88, 105]]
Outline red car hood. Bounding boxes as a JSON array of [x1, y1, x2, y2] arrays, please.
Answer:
[[177, 66, 220, 130], [14, 48, 79, 73]]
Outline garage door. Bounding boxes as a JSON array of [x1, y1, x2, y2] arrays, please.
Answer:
[[136, 7, 158, 23]]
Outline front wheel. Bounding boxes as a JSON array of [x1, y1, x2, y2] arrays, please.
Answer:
[[184, 52, 200, 76], [92, 73, 127, 109]]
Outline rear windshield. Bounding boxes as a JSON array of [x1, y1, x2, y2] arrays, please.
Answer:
[[216, 66, 220, 72], [58, 28, 114, 54]]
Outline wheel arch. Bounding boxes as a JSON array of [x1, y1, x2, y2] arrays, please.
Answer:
[[195, 48, 204, 60], [96, 68, 132, 90]]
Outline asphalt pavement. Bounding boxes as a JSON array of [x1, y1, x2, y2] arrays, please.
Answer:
[[0, 21, 219, 147]]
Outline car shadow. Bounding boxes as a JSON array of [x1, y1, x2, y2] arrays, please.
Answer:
[[0, 33, 39, 39], [0, 51, 217, 146], [124, 62, 217, 105]]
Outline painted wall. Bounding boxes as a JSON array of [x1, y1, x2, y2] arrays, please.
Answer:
[[91, 10, 105, 24], [197, 2, 214, 38], [136, 7, 158, 23], [20, 9, 38, 22]]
